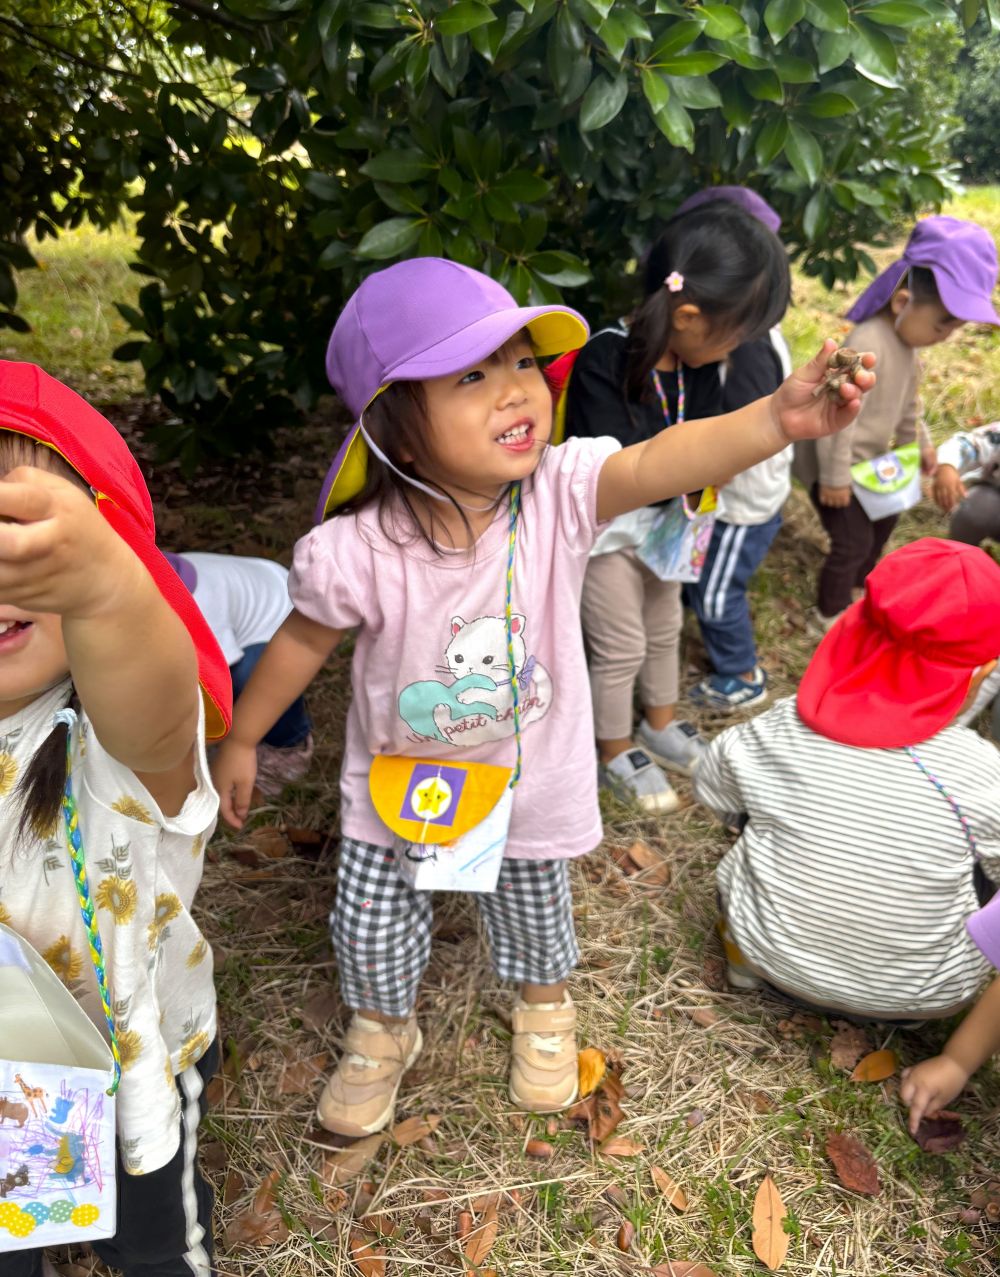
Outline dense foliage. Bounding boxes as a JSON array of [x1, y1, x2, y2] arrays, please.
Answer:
[[2, 0, 997, 456]]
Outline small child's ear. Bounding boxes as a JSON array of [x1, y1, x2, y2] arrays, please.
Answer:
[[671, 303, 702, 332], [890, 288, 911, 316]]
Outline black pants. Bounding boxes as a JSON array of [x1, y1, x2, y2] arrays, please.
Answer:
[[810, 484, 897, 617], [0, 1043, 218, 1277]]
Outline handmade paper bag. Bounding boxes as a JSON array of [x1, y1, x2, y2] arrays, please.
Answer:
[[0, 924, 117, 1252]]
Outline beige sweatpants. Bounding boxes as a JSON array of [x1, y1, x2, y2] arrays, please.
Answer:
[[580, 547, 683, 741]]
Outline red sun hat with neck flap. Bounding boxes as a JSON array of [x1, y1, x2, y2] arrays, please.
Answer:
[[797, 538, 1000, 749], [0, 361, 232, 740]]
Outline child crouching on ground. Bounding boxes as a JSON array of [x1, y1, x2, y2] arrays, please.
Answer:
[[694, 538, 1000, 1025], [211, 257, 874, 1140]]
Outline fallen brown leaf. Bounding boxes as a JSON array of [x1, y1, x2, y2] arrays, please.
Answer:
[[751, 1174, 790, 1271], [578, 1047, 607, 1098], [229, 826, 292, 865], [604, 1184, 629, 1209], [469, 1191, 501, 1213], [825, 1132, 880, 1197], [617, 1220, 635, 1252], [750, 1091, 777, 1114], [569, 1067, 626, 1146], [224, 1173, 289, 1250], [349, 1230, 386, 1277], [300, 988, 340, 1033], [277, 1053, 329, 1095], [850, 1049, 897, 1083], [463, 1201, 498, 1268], [525, 1138, 554, 1158], [223, 1169, 246, 1206], [457, 1210, 473, 1240], [360, 1212, 398, 1239], [689, 1007, 720, 1028], [622, 838, 671, 885], [319, 1133, 386, 1186], [199, 1140, 227, 1171], [254, 1170, 280, 1214], [651, 1165, 689, 1211], [391, 1113, 442, 1146], [600, 1136, 643, 1157], [913, 1110, 967, 1154], [685, 1108, 705, 1129], [829, 1021, 871, 1071]]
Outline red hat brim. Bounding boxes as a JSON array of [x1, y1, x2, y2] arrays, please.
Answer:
[[0, 362, 231, 740], [798, 602, 974, 748]]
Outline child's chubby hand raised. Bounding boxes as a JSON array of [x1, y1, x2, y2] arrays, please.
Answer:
[[0, 465, 143, 619], [771, 340, 876, 444]]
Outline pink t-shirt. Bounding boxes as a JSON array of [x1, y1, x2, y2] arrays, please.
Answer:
[[289, 436, 619, 859]]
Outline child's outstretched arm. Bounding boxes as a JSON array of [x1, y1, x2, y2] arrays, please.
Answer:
[[596, 340, 875, 522], [900, 975, 1000, 1134], [213, 609, 343, 827], [0, 467, 198, 780]]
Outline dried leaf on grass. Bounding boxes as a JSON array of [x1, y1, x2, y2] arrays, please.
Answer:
[[349, 1230, 386, 1277], [913, 1110, 967, 1154], [578, 1047, 607, 1098], [301, 988, 340, 1032], [228, 827, 292, 866], [617, 1220, 635, 1252], [319, 1133, 385, 1186], [751, 1175, 789, 1271], [651, 1165, 689, 1211], [600, 1136, 643, 1157], [829, 1021, 871, 1071], [825, 1133, 881, 1196], [688, 1007, 720, 1028], [391, 1113, 442, 1146], [620, 839, 671, 885], [650, 1265, 720, 1277], [525, 1138, 554, 1158], [569, 1066, 626, 1146], [850, 1049, 897, 1083], [277, 1052, 329, 1095], [223, 1170, 289, 1249], [463, 1200, 498, 1268]]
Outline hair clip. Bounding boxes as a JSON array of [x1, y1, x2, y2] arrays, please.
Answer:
[[664, 271, 684, 293]]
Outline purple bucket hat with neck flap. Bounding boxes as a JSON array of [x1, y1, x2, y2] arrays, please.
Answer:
[[316, 257, 589, 521], [847, 215, 1000, 326], [675, 185, 781, 234]]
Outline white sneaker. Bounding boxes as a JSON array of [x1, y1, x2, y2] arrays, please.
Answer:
[[635, 719, 707, 774], [599, 747, 679, 814]]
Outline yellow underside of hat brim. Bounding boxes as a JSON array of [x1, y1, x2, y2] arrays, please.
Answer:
[[320, 311, 587, 518]]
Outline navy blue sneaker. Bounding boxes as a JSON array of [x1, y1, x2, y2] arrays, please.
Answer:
[[691, 667, 768, 713]]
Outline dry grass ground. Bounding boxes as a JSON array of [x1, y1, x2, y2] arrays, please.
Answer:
[[8, 195, 1000, 1276]]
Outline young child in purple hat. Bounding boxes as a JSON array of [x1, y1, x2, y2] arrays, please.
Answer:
[[212, 256, 873, 1141], [795, 215, 1000, 630]]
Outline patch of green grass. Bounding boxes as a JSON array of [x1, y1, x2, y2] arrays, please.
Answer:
[[3, 221, 142, 399]]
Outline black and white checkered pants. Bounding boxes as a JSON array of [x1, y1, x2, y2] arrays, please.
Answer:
[[332, 838, 579, 1017]]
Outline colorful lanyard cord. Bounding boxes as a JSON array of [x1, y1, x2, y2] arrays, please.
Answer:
[[56, 707, 122, 1095], [906, 745, 978, 859], [504, 482, 523, 789], [651, 364, 686, 428]]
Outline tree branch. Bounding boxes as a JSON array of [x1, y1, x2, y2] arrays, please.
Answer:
[[165, 0, 254, 33]]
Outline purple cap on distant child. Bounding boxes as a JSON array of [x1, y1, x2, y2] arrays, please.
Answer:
[[675, 185, 781, 234], [317, 258, 588, 520], [846, 216, 1000, 326], [967, 893, 1000, 969]]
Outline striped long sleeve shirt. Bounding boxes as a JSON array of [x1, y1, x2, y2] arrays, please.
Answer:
[[694, 697, 1000, 1016]]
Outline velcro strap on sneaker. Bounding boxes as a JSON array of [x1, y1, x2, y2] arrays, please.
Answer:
[[512, 1001, 577, 1036]]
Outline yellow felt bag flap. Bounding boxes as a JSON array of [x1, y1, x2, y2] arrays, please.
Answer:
[[369, 756, 513, 846]]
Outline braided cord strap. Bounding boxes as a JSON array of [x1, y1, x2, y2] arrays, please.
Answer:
[[906, 745, 979, 859], [504, 482, 523, 789], [59, 710, 122, 1095]]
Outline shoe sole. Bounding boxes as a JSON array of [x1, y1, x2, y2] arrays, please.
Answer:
[[689, 687, 770, 716], [313, 1025, 424, 1138], [509, 1080, 580, 1114]]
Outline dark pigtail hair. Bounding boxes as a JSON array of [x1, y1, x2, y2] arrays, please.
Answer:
[[625, 201, 791, 401], [16, 687, 80, 845]]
